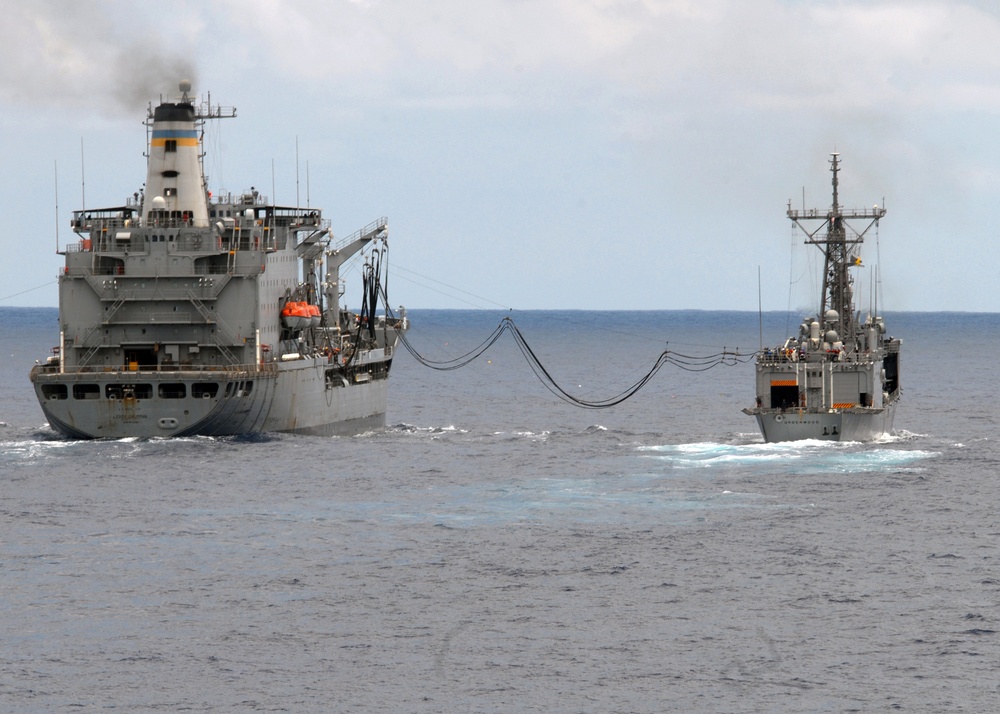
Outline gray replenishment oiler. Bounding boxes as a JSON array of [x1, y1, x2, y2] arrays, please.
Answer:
[[743, 154, 901, 442], [30, 81, 408, 438]]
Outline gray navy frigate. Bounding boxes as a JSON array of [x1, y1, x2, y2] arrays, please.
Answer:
[[30, 81, 408, 439], [743, 154, 901, 442]]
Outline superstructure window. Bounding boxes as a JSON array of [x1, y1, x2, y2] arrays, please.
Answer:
[[106, 384, 153, 400], [73, 384, 100, 400], [158, 383, 186, 399], [165, 139, 177, 152], [192, 383, 219, 398], [224, 381, 254, 397], [41, 384, 68, 400]]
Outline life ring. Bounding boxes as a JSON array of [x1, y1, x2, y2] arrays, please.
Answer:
[[775, 415, 784, 423]]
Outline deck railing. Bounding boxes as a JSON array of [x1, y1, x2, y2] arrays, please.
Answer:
[[31, 362, 279, 380]]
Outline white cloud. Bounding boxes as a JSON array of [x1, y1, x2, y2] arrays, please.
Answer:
[[9, 1, 1000, 119], [6, 0, 1000, 310]]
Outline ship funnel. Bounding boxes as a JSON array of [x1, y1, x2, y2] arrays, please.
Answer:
[[142, 82, 208, 228]]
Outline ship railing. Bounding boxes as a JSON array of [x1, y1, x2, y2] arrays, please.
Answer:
[[759, 348, 878, 366], [758, 350, 834, 364], [89, 285, 216, 302], [70, 210, 137, 233], [60, 264, 259, 280], [191, 263, 265, 276], [758, 349, 798, 364], [72, 216, 202, 234], [32, 362, 279, 378], [786, 207, 886, 220], [78, 217, 284, 241], [211, 199, 330, 231], [334, 217, 389, 251], [63, 234, 137, 254], [65, 221, 283, 256], [211, 190, 270, 207], [64, 269, 116, 283]]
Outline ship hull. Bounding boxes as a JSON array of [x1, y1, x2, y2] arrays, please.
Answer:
[[749, 401, 897, 443], [747, 154, 902, 445], [261, 357, 391, 436], [31, 357, 392, 439]]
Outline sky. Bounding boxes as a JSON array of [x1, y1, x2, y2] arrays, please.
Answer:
[[2, 0, 1000, 312]]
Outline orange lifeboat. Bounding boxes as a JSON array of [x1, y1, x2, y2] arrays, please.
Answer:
[[281, 301, 309, 330], [306, 303, 321, 328], [293, 303, 313, 329]]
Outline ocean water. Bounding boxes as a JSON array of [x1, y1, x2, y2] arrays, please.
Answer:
[[1, 307, 998, 712]]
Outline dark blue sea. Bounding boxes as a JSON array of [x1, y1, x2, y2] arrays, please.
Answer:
[[1, 307, 998, 712]]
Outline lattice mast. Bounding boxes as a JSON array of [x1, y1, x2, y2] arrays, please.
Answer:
[[787, 153, 885, 346]]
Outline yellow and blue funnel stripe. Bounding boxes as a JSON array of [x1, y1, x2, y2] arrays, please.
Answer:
[[151, 129, 198, 148]]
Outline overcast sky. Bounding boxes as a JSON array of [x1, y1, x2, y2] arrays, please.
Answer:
[[2, 0, 999, 312]]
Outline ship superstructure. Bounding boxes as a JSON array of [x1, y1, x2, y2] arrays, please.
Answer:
[[743, 154, 901, 442], [31, 81, 407, 438]]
